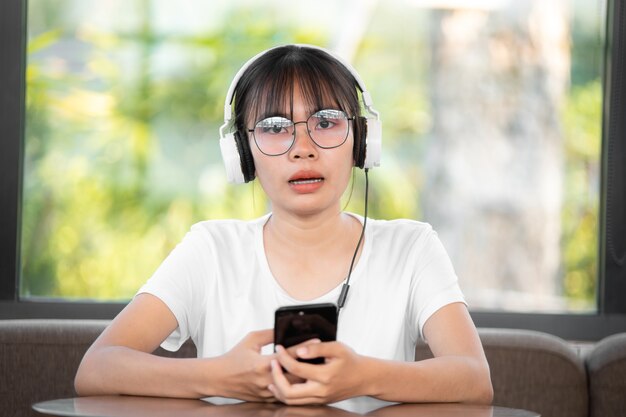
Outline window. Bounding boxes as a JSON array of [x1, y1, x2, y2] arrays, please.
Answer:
[[2, 0, 625, 340]]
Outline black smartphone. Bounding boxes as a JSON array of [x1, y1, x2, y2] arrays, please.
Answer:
[[274, 303, 338, 364]]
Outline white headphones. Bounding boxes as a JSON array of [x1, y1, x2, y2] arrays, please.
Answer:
[[219, 44, 382, 184]]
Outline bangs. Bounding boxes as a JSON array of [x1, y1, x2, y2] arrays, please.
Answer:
[[233, 46, 361, 130], [246, 66, 356, 124]]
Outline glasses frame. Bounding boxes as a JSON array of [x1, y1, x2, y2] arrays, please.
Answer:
[[247, 109, 354, 156]]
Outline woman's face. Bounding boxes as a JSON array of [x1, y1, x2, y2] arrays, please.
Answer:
[[249, 84, 355, 218]]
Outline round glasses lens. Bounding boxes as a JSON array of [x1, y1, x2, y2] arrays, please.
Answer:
[[253, 116, 294, 155], [307, 109, 349, 148]]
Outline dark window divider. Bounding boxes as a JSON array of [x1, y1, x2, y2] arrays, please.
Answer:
[[0, 0, 25, 301], [600, 0, 626, 314]]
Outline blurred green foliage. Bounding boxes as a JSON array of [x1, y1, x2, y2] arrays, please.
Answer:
[[21, 0, 602, 310], [561, 80, 602, 309], [22, 1, 425, 300]]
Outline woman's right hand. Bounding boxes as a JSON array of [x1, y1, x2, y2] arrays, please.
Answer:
[[213, 329, 277, 402]]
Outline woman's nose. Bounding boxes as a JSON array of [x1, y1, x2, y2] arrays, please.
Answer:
[[289, 122, 318, 159]]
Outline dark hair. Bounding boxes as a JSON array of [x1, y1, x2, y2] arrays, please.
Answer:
[[232, 45, 364, 160]]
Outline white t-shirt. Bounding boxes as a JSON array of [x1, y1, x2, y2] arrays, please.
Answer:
[[138, 213, 465, 363]]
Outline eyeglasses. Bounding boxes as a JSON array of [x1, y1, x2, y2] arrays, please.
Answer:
[[248, 109, 353, 156]]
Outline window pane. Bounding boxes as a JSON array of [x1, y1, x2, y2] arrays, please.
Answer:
[[22, 0, 604, 312]]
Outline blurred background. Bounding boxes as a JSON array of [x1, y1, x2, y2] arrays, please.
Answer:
[[21, 0, 605, 313]]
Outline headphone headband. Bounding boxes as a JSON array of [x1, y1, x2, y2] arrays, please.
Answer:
[[219, 44, 382, 184], [222, 44, 379, 124]]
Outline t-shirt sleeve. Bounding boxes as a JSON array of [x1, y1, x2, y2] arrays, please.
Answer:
[[407, 227, 466, 342], [136, 228, 209, 352]]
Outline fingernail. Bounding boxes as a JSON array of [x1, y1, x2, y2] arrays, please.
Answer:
[[297, 347, 307, 356]]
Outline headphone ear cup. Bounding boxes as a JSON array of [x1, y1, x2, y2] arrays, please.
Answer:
[[353, 116, 368, 169], [220, 132, 246, 184], [363, 117, 382, 169], [234, 131, 256, 183]]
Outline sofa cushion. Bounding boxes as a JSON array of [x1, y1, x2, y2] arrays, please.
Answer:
[[587, 332, 626, 417]]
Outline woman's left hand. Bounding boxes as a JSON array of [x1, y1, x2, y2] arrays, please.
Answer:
[[268, 341, 370, 405]]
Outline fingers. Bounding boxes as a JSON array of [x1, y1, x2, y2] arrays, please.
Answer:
[[285, 371, 306, 385], [269, 359, 324, 405], [269, 388, 323, 405], [294, 341, 342, 361], [244, 328, 274, 350], [269, 343, 353, 405], [274, 345, 321, 382], [256, 388, 277, 401], [282, 338, 321, 358], [238, 333, 343, 404]]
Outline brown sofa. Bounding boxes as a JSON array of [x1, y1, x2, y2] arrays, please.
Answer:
[[586, 332, 626, 417], [1, 319, 624, 417]]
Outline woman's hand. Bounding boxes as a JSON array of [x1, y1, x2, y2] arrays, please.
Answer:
[[214, 329, 277, 402], [268, 341, 371, 405]]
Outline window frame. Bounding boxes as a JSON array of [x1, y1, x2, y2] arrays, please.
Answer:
[[1, 0, 625, 341]]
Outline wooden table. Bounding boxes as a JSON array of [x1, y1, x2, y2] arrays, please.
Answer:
[[33, 396, 540, 417]]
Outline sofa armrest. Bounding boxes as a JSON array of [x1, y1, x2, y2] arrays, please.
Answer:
[[0, 319, 110, 417], [415, 327, 588, 417], [0, 319, 196, 417], [587, 332, 626, 417]]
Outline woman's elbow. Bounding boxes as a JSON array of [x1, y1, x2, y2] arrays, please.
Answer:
[[74, 361, 93, 396], [477, 378, 494, 405], [74, 352, 101, 396], [473, 365, 494, 405], [465, 360, 493, 405], [74, 365, 88, 396], [74, 370, 87, 396]]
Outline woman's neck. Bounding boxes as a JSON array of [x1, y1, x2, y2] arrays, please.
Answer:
[[262, 206, 365, 300], [264, 207, 356, 251]]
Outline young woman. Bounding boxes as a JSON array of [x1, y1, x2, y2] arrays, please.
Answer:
[[74, 44, 493, 407]]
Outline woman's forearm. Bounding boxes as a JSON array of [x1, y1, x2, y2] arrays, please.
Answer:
[[362, 355, 493, 404], [74, 346, 222, 398]]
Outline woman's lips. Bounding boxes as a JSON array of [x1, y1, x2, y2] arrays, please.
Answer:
[[289, 178, 323, 185], [288, 171, 325, 193], [288, 170, 324, 182]]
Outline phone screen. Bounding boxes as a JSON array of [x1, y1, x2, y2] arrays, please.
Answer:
[[274, 303, 338, 364]]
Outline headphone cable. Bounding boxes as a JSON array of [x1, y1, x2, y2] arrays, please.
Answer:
[[337, 168, 369, 310]]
